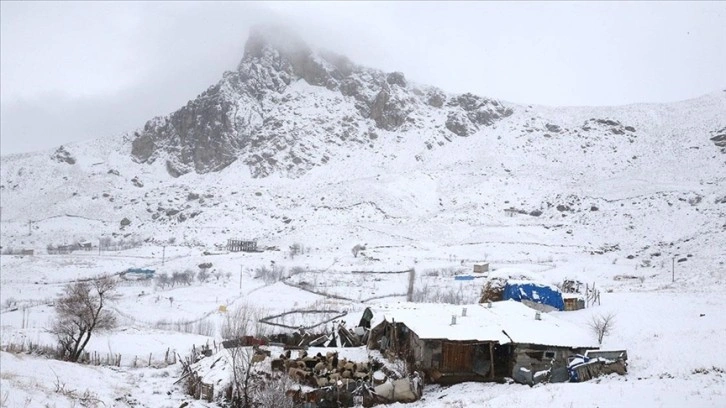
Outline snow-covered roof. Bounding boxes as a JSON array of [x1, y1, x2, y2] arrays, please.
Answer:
[[373, 300, 597, 349]]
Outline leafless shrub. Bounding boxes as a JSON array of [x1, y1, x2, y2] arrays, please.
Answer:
[[423, 267, 465, 278], [221, 303, 268, 340], [289, 243, 302, 259], [153, 318, 216, 336], [411, 283, 475, 305], [252, 373, 295, 408], [178, 319, 216, 337], [3, 297, 16, 309], [590, 312, 616, 345], [228, 347, 254, 407], [254, 266, 286, 284], [50, 276, 117, 362], [2, 340, 60, 357], [99, 236, 142, 251], [155, 272, 170, 288], [288, 266, 307, 277], [53, 370, 104, 408], [170, 269, 195, 286], [198, 269, 210, 283]]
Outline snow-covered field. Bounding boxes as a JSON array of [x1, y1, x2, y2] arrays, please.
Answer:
[[1, 238, 725, 407], [1, 42, 725, 407]]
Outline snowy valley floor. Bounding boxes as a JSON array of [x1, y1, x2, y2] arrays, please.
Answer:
[[1, 248, 725, 407]]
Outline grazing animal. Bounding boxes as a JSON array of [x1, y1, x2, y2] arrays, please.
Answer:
[[338, 358, 347, 370], [271, 359, 285, 372], [288, 367, 307, 381]]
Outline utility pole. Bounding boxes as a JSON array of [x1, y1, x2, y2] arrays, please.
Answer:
[[162, 246, 166, 266], [672, 258, 675, 283]]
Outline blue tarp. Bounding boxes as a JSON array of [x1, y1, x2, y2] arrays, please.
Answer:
[[503, 281, 565, 311]]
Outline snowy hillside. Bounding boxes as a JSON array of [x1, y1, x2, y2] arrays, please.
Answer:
[[1, 26, 725, 408]]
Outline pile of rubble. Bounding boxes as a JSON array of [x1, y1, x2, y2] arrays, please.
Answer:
[[273, 349, 380, 388], [271, 348, 422, 407]]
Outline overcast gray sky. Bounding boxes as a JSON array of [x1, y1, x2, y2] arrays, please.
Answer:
[[1, 1, 725, 155]]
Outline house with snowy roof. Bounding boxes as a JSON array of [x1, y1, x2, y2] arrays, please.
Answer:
[[367, 300, 598, 385]]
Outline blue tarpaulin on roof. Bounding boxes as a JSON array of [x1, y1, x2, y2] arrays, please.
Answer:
[[503, 281, 565, 311]]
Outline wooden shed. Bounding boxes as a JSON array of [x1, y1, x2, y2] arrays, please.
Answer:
[[367, 301, 598, 385], [563, 295, 585, 311], [473, 263, 490, 274]]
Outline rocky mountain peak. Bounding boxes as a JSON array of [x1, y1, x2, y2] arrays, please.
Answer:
[[130, 27, 512, 178]]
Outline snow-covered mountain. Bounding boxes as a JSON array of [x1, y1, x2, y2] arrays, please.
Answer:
[[130, 26, 512, 178], [1, 27, 725, 272]]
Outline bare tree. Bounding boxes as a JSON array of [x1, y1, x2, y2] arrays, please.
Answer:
[[50, 276, 117, 362], [227, 347, 254, 408], [590, 312, 616, 345], [227, 347, 294, 408], [288, 243, 302, 259], [253, 373, 296, 408], [221, 303, 267, 340], [155, 272, 170, 288]]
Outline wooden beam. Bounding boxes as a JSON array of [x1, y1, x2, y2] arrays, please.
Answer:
[[489, 342, 495, 379]]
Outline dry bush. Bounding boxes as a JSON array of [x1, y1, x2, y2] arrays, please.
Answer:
[[254, 266, 286, 284], [221, 303, 267, 340], [252, 373, 295, 408], [590, 312, 616, 345], [411, 283, 475, 305], [50, 276, 117, 362]]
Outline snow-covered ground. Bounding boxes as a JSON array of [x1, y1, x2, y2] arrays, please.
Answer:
[[1, 57, 724, 407], [1, 241, 725, 407]]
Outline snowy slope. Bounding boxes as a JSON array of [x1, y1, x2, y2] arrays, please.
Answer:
[[1, 27, 725, 408]]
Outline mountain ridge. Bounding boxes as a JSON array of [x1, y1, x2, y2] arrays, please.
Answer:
[[128, 26, 514, 178], [0, 28, 724, 274]]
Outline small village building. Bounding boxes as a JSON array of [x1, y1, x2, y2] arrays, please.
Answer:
[[77, 241, 93, 251], [473, 263, 490, 273], [563, 294, 586, 311], [367, 301, 597, 385], [226, 239, 258, 252]]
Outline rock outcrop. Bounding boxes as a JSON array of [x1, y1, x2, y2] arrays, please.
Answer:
[[51, 146, 76, 165], [710, 126, 726, 153], [130, 26, 511, 178]]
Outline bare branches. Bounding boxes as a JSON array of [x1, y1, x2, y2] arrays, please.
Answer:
[[220, 303, 267, 340], [50, 276, 118, 362], [590, 312, 616, 345]]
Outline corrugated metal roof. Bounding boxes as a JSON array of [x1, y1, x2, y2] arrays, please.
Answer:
[[373, 300, 597, 349]]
